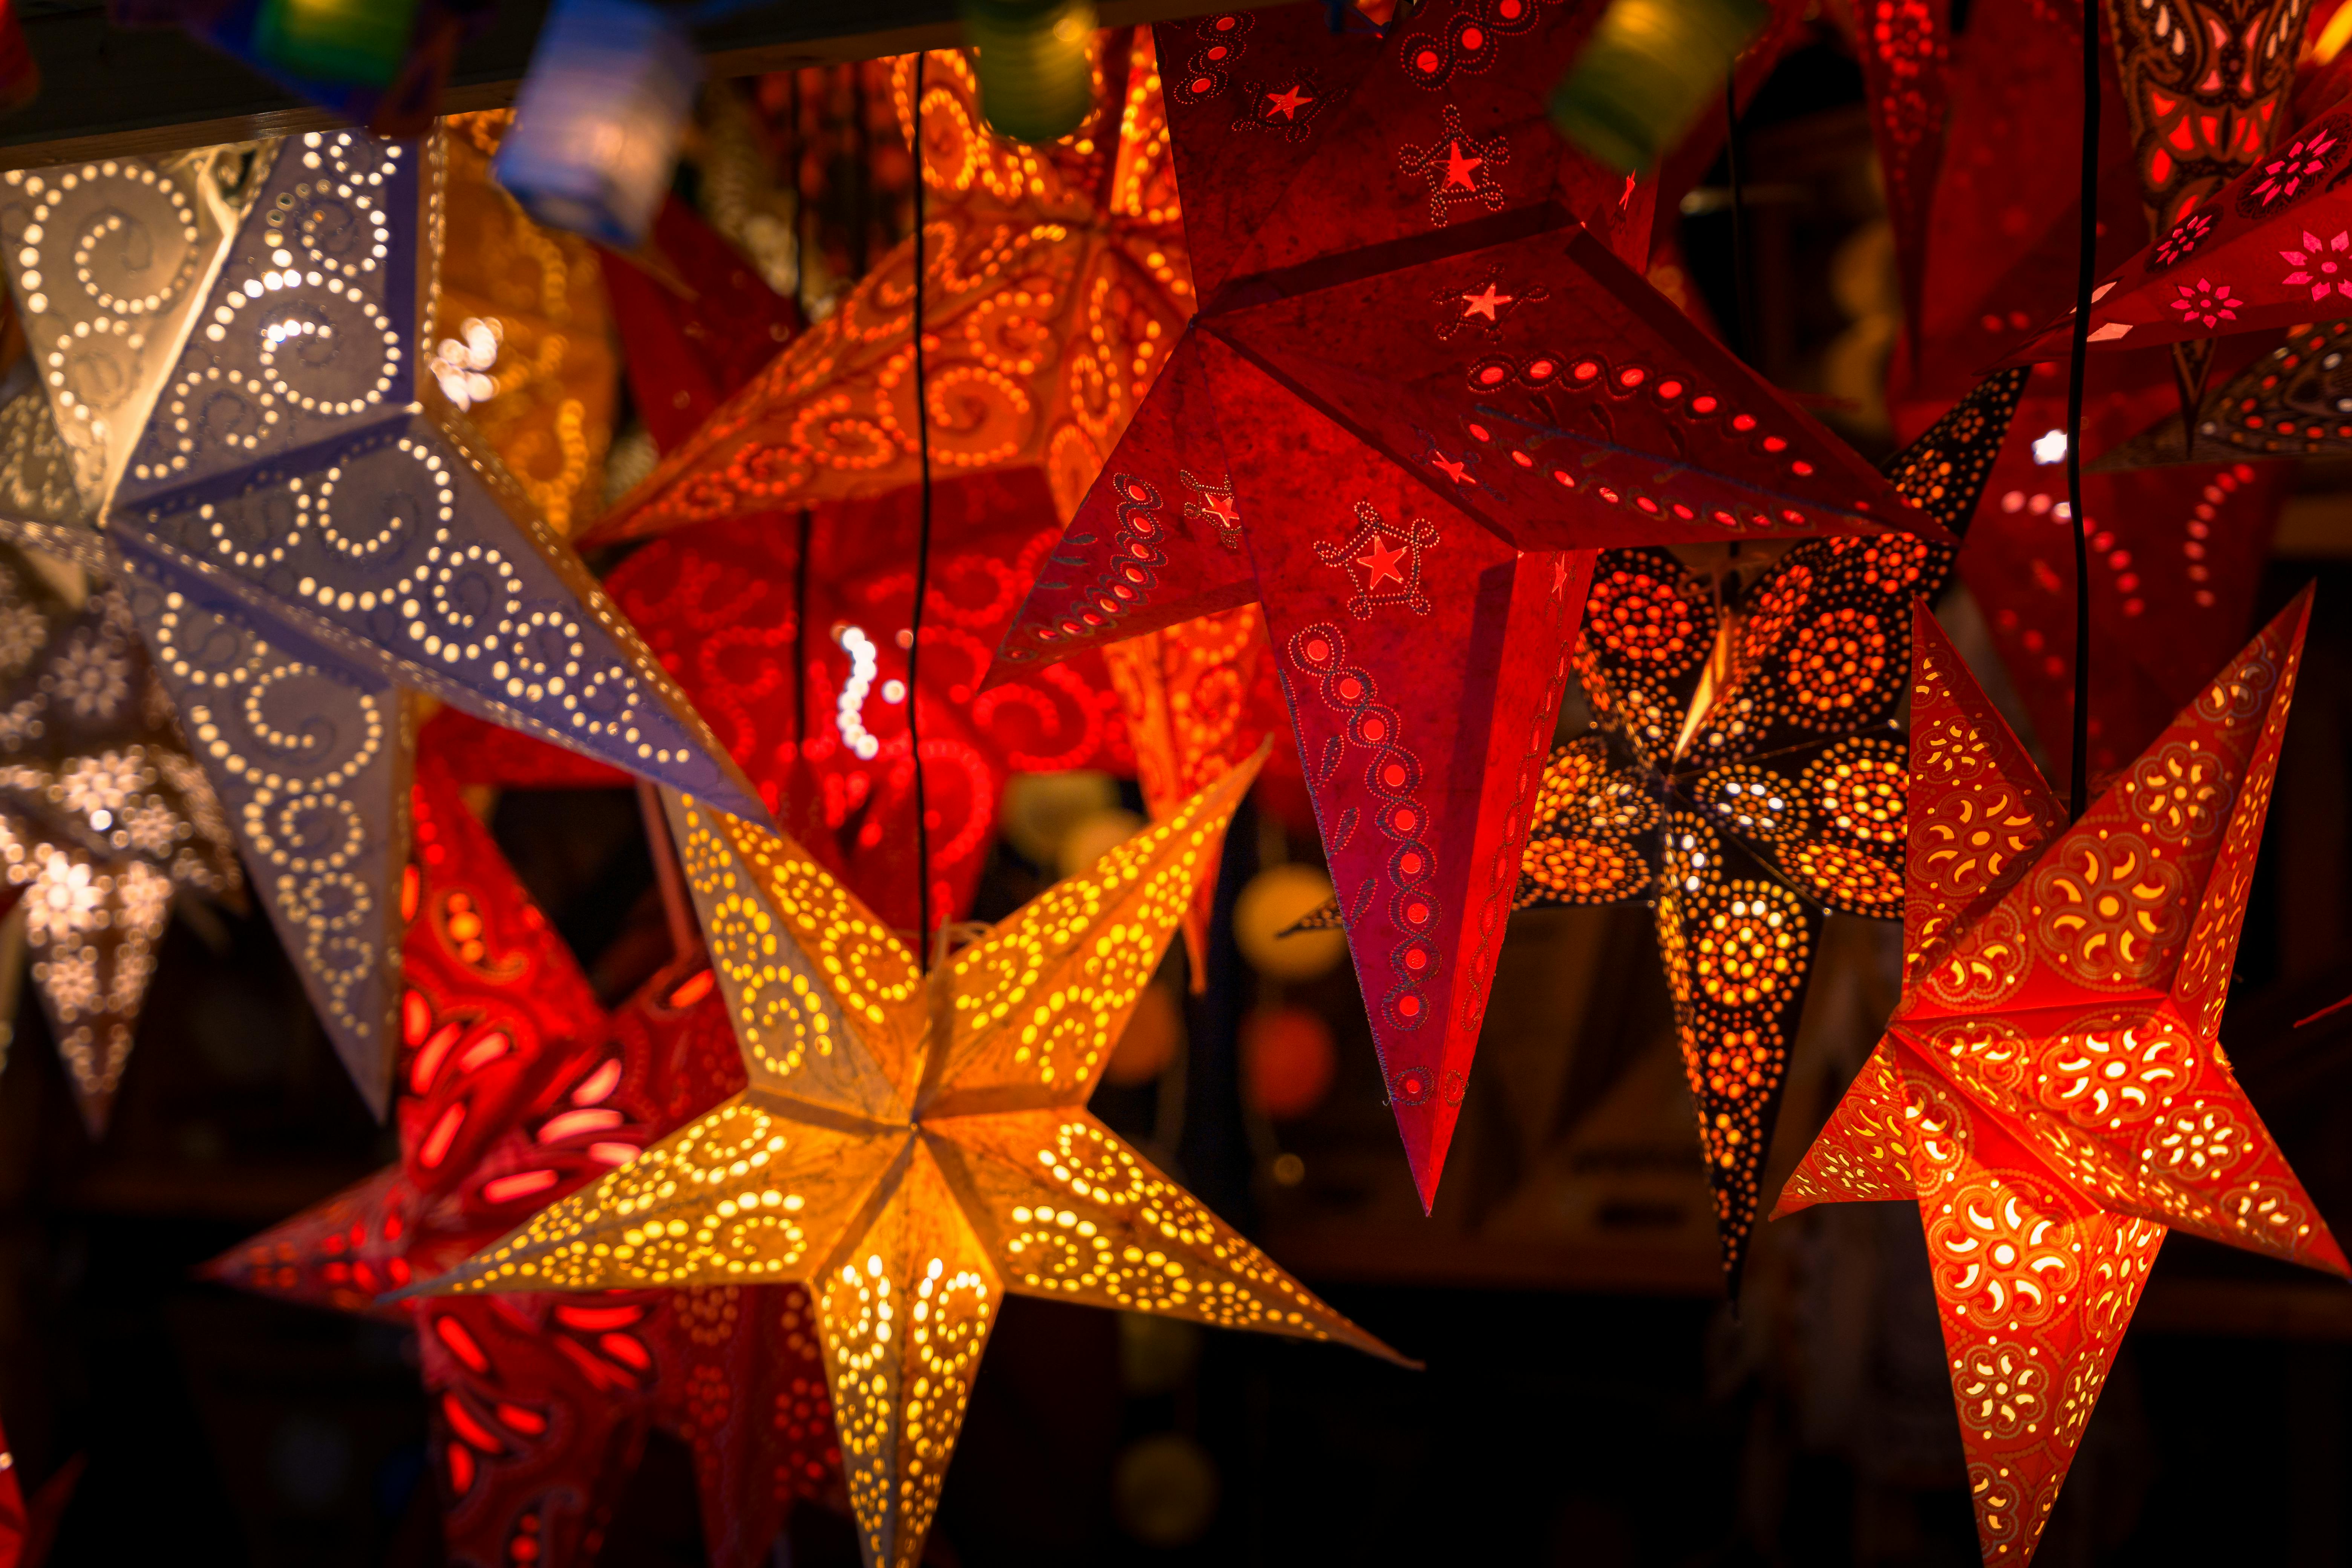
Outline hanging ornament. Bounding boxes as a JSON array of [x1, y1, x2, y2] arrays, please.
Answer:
[[0, 128, 755, 1114], [961, 0, 1102, 143], [1886, 0, 2293, 788], [495, 0, 703, 248], [0, 539, 242, 1134], [586, 33, 1188, 540], [1843, 0, 1952, 362], [433, 112, 620, 539], [582, 48, 1158, 936], [251, 0, 423, 86], [1099, 603, 1287, 987], [1496, 370, 2026, 1280], [414, 754, 1402, 1568], [2012, 101, 2352, 356], [987, 0, 1936, 1211], [165, 0, 471, 133], [2100, 0, 2313, 415], [600, 195, 802, 455], [214, 756, 836, 1568], [1775, 592, 2345, 1567], [1548, 0, 1770, 173]]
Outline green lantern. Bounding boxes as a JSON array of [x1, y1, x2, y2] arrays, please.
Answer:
[[1549, 0, 1768, 173], [251, 0, 423, 89], [962, 0, 1098, 145]]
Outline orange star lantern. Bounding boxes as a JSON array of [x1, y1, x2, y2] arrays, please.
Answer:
[[583, 32, 1187, 540], [1099, 604, 1285, 986], [433, 113, 619, 538], [418, 747, 1401, 1568], [1773, 591, 2346, 1565]]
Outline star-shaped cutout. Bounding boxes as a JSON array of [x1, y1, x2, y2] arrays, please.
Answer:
[[1441, 139, 1484, 189], [1266, 82, 1314, 118], [1314, 499, 1439, 617], [1428, 451, 1474, 484], [1355, 532, 1409, 589], [418, 752, 1398, 1568], [1459, 282, 1512, 319], [1773, 591, 2345, 1565]]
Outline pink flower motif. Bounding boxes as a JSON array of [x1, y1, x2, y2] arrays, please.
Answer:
[[2242, 122, 2344, 215], [2280, 230, 2352, 301], [2170, 279, 2243, 328], [2155, 210, 2214, 268]]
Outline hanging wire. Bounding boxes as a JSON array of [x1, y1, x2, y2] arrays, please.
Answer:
[[2063, 0, 2098, 820], [1723, 67, 1749, 362], [908, 51, 937, 960]]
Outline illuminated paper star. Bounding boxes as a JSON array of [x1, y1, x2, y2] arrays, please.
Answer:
[[417, 749, 1400, 1568], [215, 756, 835, 1567], [0, 127, 755, 1111], [988, 0, 1935, 1209], [1773, 591, 2346, 1565]]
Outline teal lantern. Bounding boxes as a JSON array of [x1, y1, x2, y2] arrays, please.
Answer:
[[962, 0, 1098, 144], [251, 0, 423, 89], [1550, 0, 1769, 173]]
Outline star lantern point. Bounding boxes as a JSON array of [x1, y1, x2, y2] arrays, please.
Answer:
[[1772, 586, 2344, 1567], [418, 749, 1400, 1568]]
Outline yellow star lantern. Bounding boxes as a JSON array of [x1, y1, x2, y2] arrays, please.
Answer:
[[417, 741, 1400, 1567]]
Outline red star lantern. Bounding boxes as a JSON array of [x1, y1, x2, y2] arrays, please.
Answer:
[[1773, 592, 2346, 1565], [989, 0, 1934, 1208], [2011, 99, 2352, 358], [581, 32, 1190, 542], [1848, 0, 1953, 357], [1886, 0, 2293, 782], [213, 757, 835, 1568]]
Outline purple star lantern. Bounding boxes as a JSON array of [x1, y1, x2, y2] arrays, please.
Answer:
[[0, 132, 759, 1117]]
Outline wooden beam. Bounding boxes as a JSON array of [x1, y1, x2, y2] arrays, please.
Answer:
[[0, 0, 1259, 171]]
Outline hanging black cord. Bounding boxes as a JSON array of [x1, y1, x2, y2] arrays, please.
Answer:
[[908, 52, 937, 960], [793, 506, 813, 769], [1724, 68, 1749, 363], [2064, 0, 2098, 820]]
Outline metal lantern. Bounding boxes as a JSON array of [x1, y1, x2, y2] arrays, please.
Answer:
[[494, 0, 701, 248]]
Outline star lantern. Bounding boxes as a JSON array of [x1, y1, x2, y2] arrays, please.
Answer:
[[987, 0, 1938, 1208], [215, 755, 836, 1568], [416, 752, 1403, 1568], [1883, 0, 2294, 785], [431, 112, 620, 539], [0, 537, 241, 1133], [1098, 603, 1289, 987], [582, 32, 1193, 541], [1472, 368, 2026, 1280], [1773, 591, 2346, 1565], [1845, 0, 1952, 358], [2012, 96, 2352, 357], [0, 127, 761, 1112]]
